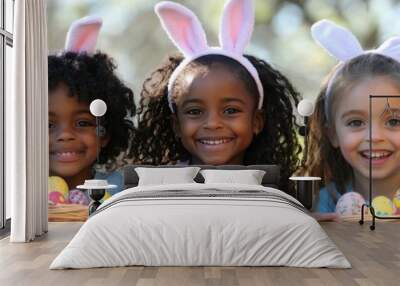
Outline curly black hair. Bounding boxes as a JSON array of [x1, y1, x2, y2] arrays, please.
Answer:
[[129, 53, 302, 193], [48, 51, 136, 169]]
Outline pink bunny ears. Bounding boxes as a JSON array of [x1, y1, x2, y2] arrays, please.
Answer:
[[65, 16, 103, 54], [155, 0, 264, 112], [311, 19, 400, 121]]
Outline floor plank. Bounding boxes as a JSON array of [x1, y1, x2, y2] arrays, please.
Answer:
[[0, 221, 399, 286]]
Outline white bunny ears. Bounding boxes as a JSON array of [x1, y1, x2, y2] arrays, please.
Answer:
[[311, 19, 400, 63], [155, 0, 264, 112], [65, 16, 103, 54], [311, 19, 400, 121]]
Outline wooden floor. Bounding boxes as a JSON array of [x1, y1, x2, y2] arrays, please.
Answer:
[[0, 220, 399, 286]]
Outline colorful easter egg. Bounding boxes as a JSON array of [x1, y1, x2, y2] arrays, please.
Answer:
[[68, 189, 90, 205], [393, 189, 400, 215], [48, 176, 69, 198], [372, 196, 393, 217], [335, 192, 366, 216], [393, 189, 400, 208], [48, 191, 66, 205]]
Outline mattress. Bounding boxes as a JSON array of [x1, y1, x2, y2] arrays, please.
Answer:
[[50, 183, 351, 269]]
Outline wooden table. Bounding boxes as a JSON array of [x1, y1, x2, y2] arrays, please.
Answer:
[[0, 221, 399, 286]]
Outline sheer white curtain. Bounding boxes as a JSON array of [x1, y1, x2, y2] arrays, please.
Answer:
[[7, 0, 48, 242]]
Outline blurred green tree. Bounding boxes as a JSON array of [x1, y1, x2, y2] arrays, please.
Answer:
[[47, 0, 400, 102]]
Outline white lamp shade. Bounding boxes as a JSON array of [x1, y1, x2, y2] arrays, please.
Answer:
[[297, 99, 315, 117], [90, 99, 107, 117]]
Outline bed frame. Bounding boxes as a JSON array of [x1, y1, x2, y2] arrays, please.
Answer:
[[122, 164, 281, 189], [86, 165, 281, 215], [88, 165, 280, 214]]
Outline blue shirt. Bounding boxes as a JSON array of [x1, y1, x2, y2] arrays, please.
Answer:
[[94, 170, 124, 196], [318, 183, 353, 213]]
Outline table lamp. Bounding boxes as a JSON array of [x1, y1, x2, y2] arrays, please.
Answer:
[[77, 99, 115, 215], [89, 99, 107, 163], [290, 99, 320, 210], [297, 98, 315, 167]]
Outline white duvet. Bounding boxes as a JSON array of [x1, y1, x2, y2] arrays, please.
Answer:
[[50, 183, 350, 269]]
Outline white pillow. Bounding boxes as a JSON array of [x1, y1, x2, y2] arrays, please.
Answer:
[[200, 169, 266, 185], [135, 167, 201, 186]]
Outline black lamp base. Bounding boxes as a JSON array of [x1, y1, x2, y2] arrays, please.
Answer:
[[289, 177, 321, 211], [87, 188, 105, 215]]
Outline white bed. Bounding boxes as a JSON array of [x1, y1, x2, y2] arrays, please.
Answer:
[[50, 183, 350, 269]]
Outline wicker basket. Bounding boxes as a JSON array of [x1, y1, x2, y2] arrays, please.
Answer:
[[48, 204, 88, 222]]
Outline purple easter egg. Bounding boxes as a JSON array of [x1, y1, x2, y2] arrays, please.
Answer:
[[68, 189, 89, 205], [336, 192, 366, 216]]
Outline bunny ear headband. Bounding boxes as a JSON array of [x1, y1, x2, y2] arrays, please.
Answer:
[[155, 0, 264, 112], [311, 19, 400, 121], [65, 16, 103, 54]]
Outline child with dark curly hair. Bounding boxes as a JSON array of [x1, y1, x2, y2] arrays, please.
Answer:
[[129, 0, 302, 192], [48, 17, 135, 202]]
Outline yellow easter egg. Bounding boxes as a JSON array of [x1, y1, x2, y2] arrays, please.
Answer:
[[99, 191, 111, 204], [372, 196, 393, 217], [48, 176, 69, 197], [103, 191, 111, 200], [393, 189, 400, 209]]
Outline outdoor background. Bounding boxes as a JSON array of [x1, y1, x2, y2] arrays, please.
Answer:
[[47, 0, 400, 106]]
